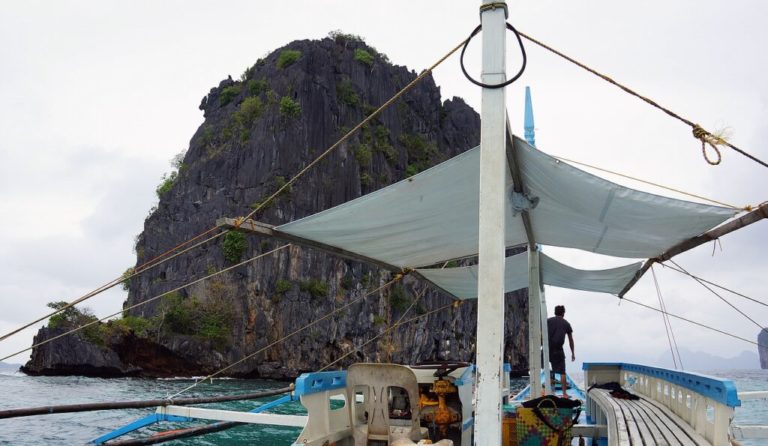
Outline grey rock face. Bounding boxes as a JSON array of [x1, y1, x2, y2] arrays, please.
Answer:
[[759, 329, 768, 369], [25, 36, 529, 378]]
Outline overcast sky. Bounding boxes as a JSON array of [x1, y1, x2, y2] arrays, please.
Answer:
[[1, 1, 766, 372]]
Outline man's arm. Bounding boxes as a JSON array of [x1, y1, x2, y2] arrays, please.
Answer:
[[567, 332, 575, 362]]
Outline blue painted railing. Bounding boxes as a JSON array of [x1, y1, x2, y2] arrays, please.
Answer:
[[294, 370, 347, 397], [583, 362, 741, 408]]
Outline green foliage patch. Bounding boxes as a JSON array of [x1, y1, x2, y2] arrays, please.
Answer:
[[275, 279, 292, 294], [276, 50, 302, 69], [234, 96, 264, 127], [160, 292, 234, 345], [279, 96, 302, 118], [155, 171, 177, 198], [220, 84, 242, 106], [299, 279, 329, 299], [388, 286, 412, 312], [222, 231, 248, 263], [337, 78, 359, 108], [247, 78, 269, 96], [354, 48, 374, 66]]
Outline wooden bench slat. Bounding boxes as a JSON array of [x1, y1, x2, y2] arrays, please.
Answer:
[[620, 398, 659, 446], [589, 388, 713, 446], [629, 397, 685, 446], [638, 397, 709, 446]]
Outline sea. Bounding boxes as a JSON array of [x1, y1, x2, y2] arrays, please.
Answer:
[[0, 369, 766, 445]]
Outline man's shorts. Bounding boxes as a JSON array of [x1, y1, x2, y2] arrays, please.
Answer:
[[549, 349, 566, 374]]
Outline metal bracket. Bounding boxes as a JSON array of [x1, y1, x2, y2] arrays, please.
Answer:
[[509, 190, 539, 216]]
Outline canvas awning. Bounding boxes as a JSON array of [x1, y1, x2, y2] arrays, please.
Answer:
[[416, 252, 642, 299], [277, 136, 735, 269]]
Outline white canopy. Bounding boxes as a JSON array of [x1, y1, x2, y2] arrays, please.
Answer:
[[278, 136, 735, 268], [416, 253, 642, 299]]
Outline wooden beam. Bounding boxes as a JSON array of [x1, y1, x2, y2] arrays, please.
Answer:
[[505, 119, 536, 248], [217, 217, 402, 272], [618, 202, 768, 297]]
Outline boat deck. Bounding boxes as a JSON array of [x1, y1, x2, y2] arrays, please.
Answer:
[[589, 388, 708, 446]]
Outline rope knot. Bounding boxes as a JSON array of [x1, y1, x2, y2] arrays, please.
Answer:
[[692, 124, 722, 165]]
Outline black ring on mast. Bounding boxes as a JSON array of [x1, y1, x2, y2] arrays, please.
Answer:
[[460, 23, 527, 89]]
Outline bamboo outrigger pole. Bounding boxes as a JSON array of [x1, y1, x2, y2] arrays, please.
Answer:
[[0, 386, 292, 420]]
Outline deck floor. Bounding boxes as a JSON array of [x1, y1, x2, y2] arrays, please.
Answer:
[[589, 388, 709, 446]]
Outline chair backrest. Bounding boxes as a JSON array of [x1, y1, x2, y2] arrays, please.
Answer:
[[347, 363, 421, 444]]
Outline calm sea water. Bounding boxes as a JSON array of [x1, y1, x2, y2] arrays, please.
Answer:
[[0, 369, 766, 445]]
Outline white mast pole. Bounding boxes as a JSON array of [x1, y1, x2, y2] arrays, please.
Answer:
[[475, 1, 507, 445], [528, 246, 543, 395]]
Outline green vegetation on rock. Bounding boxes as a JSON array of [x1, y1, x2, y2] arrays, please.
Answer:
[[219, 84, 242, 106], [279, 96, 302, 118], [337, 78, 359, 107], [354, 48, 374, 66], [222, 231, 248, 263], [299, 279, 329, 299], [276, 50, 302, 69]]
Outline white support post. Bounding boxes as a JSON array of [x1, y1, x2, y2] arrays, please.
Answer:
[[475, 1, 508, 445], [540, 282, 552, 395], [528, 246, 542, 396]]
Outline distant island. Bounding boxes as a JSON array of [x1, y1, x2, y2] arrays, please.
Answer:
[[656, 347, 759, 371], [0, 362, 21, 372]]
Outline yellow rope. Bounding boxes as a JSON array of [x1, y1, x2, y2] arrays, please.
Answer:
[[0, 245, 289, 363], [167, 271, 410, 398], [319, 301, 457, 372], [240, 37, 469, 224], [518, 30, 768, 169], [0, 228, 228, 344], [551, 154, 748, 210]]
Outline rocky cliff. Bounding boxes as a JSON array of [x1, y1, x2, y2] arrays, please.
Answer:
[[24, 34, 529, 379], [759, 329, 768, 369]]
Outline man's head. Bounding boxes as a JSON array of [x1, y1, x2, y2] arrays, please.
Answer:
[[554, 305, 565, 317]]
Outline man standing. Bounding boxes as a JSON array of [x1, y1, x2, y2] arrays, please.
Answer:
[[548, 305, 574, 397]]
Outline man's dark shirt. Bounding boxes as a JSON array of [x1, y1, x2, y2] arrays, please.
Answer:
[[547, 316, 573, 352]]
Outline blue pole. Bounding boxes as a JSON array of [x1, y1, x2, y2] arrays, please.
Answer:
[[524, 86, 535, 147]]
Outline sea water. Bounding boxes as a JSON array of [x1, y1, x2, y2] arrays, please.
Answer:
[[0, 369, 766, 445]]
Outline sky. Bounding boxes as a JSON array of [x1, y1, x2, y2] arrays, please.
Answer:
[[0, 0, 766, 372]]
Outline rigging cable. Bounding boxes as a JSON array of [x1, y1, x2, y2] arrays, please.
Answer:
[[166, 271, 411, 399], [0, 35, 470, 346], [650, 266, 683, 370], [517, 31, 768, 170], [0, 225, 226, 343], [661, 262, 768, 309], [551, 154, 748, 211], [111, 299, 458, 446], [670, 260, 766, 332], [240, 37, 470, 223], [618, 296, 768, 349], [0, 245, 290, 363]]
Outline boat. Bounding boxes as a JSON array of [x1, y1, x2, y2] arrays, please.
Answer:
[[1, 1, 767, 445]]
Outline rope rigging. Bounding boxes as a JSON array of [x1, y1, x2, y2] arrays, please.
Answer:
[[661, 262, 768, 309], [551, 154, 750, 211], [0, 245, 290, 363], [518, 30, 768, 170], [619, 295, 768, 350], [0, 35, 470, 348], [670, 260, 766, 332], [651, 266, 683, 370], [166, 270, 412, 399]]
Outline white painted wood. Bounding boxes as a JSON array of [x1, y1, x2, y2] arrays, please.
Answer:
[[528, 247, 542, 395], [540, 286, 552, 395], [295, 389, 352, 446], [731, 425, 768, 439], [474, 0, 507, 445], [738, 391, 768, 401], [157, 405, 308, 427]]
